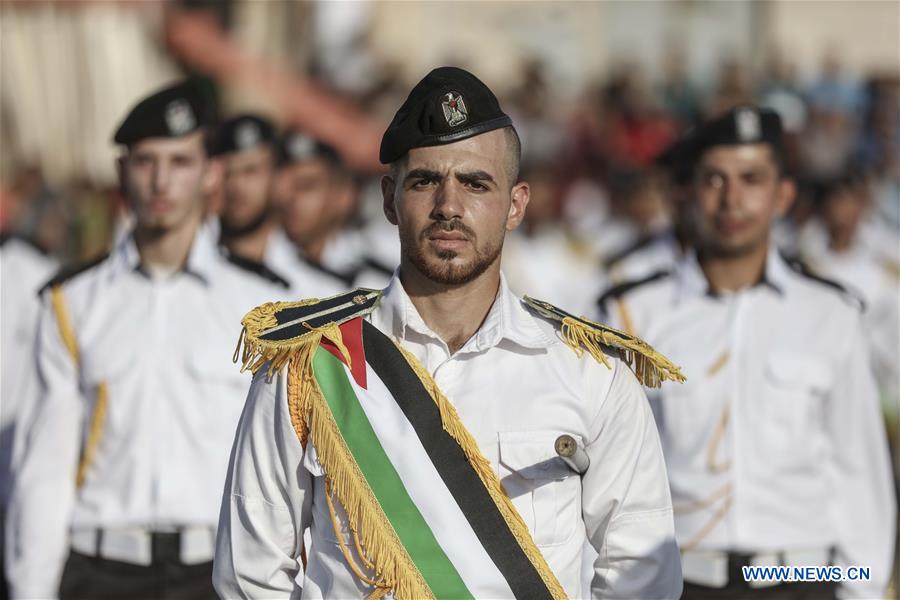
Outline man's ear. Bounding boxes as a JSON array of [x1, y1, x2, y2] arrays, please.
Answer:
[[775, 177, 796, 218], [505, 181, 530, 231], [382, 174, 398, 225]]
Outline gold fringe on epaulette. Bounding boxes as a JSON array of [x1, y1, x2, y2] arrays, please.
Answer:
[[559, 316, 686, 388], [234, 299, 342, 376], [234, 318, 433, 599], [393, 342, 569, 600]]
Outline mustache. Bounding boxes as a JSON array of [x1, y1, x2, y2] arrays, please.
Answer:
[[421, 220, 475, 240]]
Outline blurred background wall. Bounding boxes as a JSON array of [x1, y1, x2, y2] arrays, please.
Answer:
[[2, 0, 896, 189]]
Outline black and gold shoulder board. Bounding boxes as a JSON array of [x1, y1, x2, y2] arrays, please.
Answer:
[[222, 249, 291, 289], [38, 253, 110, 296], [522, 296, 685, 388], [236, 288, 382, 373]]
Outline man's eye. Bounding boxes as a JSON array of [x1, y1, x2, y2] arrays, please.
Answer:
[[743, 173, 762, 185], [466, 181, 487, 191], [412, 178, 436, 189]]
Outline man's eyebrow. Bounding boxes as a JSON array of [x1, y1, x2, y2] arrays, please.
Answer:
[[456, 170, 496, 185], [698, 164, 725, 176], [404, 168, 442, 183]]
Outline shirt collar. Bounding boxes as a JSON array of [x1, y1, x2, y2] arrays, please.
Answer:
[[108, 220, 216, 284], [674, 244, 786, 302], [374, 271, 554, 353]]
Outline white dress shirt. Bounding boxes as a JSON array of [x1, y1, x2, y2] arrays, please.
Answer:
[[797, 230, 900, 413], [0, 237, 57, 509], [602, 230, 683, 288], [213, 274, 683, 599], [5, 224, 287, 599], [264, 227, 351, 300], [599, 247, 896, 598]]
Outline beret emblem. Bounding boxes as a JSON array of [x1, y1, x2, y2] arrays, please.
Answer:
[[736, 108, 761, 142], [165, 99, 196, 136], [235, 121, 261, 150], [441, 91, 468, 127]]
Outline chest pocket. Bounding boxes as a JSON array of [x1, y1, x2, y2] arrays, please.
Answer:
[[764, 354, 832, 451], [187, 352, 254, 434], [498, 430, 581, 547]]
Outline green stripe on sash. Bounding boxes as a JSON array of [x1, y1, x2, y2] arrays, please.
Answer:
[[312, 347, 473, 599]]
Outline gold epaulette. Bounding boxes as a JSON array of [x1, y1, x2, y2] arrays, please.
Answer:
[[522, 296, 685, 388], [235, 288, 382, 375]]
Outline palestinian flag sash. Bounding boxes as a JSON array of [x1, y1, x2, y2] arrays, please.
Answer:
[[236, 290, 568, 600]]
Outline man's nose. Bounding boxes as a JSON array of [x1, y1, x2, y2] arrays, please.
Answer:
[[152, 162, 171, 194], [432, 180, 464, 220], [720, 178, 741, 210]]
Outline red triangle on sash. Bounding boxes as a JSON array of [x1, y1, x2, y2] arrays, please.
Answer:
[[320, 317, 368, 389]]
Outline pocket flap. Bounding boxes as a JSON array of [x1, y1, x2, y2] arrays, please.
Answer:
[[498, 430, 581, 479], [765, 353, 833, 393]]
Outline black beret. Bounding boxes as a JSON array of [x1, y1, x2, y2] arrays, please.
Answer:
[[113, 80, 213, 145], [657, 106, 784, 176], [209, 114, 276, 156], [692, 105, 784, 159], [277, 130, 341, 167], [654, 129, 699, 185], [379, 66, 513, 164]]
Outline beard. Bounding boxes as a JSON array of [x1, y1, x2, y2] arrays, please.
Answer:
[[220, 202, 271, 238], [698, 226, 770, 258], [400, 219, 503, 286]]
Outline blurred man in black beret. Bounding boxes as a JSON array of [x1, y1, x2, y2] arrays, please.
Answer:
[[599, 106, 895, 599], [215, 66, 683, 599], [5, 80, 288, 600], [210, 113, 283, 267], [267, 129, 357, 297]]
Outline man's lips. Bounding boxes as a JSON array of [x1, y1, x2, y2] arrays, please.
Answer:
[[149, 198, 175, 213], [428, 231, 470, 251], [715, 217, 748, 233], [429, 232, 468, 241]]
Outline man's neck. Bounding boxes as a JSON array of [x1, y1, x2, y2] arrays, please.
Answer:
[[698, 240, 770, 294], [298, 234, 330, 264], [135, 216, 201, 272], [222, 220, 274, 263], [400, 262, 501, 354], [828, 227, 854, 253]]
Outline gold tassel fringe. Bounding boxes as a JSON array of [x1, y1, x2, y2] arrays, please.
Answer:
[[238, 317, 432, 600], [235, 300, 565, 598], [237, 297, 352, 377], [286, 341, 434, 600], [559, 316, 685, 388]]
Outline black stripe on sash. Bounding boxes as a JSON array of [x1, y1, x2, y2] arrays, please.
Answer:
[[361, 321, 553, 600]]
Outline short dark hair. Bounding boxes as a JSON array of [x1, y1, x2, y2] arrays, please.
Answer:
[[502, 126, 521, 186]]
